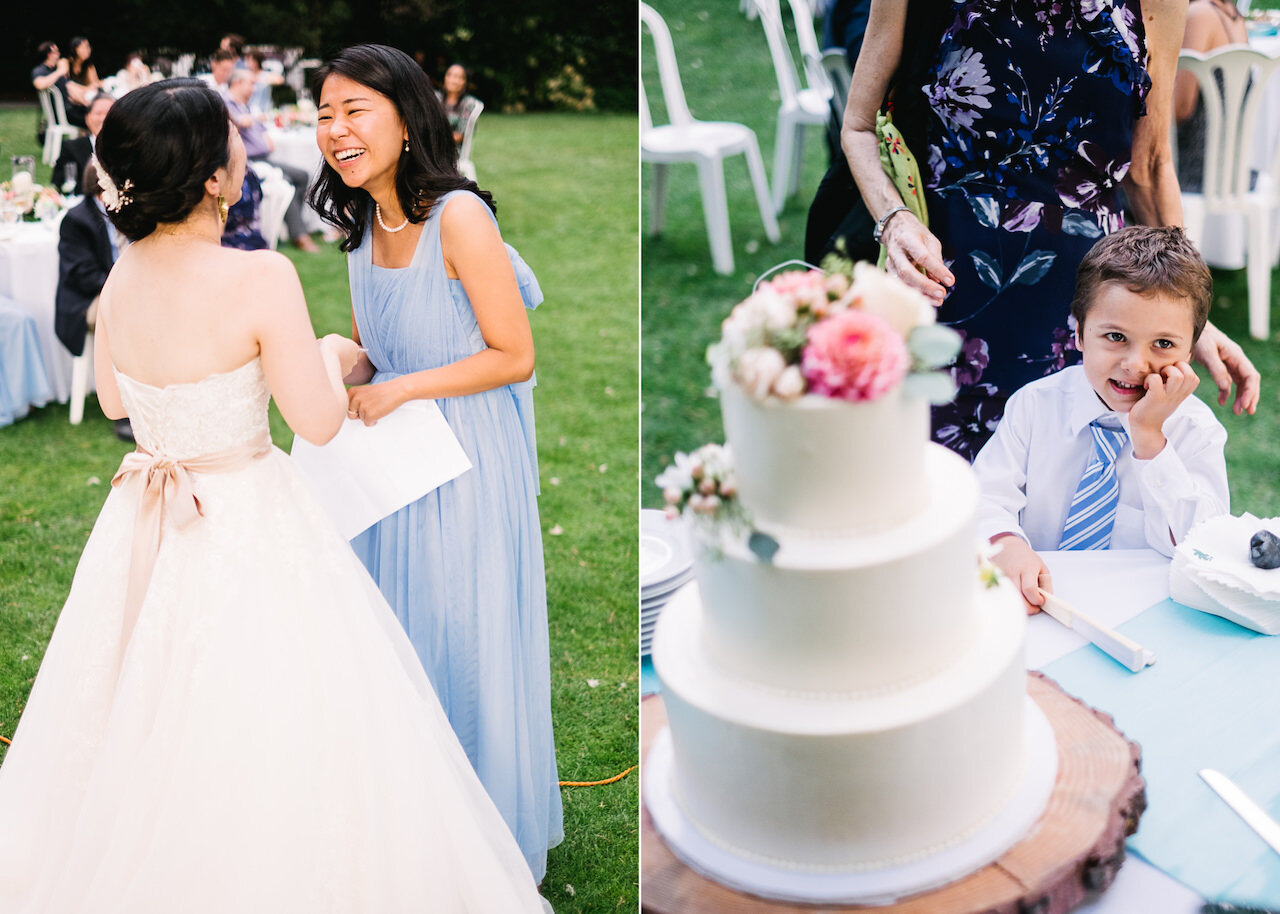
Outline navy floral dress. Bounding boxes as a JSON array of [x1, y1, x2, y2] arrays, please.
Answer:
[[910, 0, 1151, 461]]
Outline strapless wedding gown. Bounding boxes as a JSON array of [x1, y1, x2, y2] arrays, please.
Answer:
[[0, 358, 543, 913]]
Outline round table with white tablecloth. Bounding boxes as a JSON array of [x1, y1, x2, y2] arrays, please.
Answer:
[[0, 218, 80, 404]]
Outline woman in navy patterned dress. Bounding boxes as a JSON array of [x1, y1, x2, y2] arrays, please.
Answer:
[[842, 0, 1258, 461]]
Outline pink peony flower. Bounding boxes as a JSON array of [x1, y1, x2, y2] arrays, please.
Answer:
[[802, 309, 908, 402]]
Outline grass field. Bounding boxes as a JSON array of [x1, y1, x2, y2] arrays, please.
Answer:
[[0, 106, 639, 911], [642, 0, 1280, 518]]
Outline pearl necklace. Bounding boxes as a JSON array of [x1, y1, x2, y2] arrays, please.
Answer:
[[375, 202, 409, 233]]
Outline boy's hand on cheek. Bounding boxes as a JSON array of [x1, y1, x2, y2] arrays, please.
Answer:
[[990, 534, 1051, 615], [1129, 361, 1198, 459]]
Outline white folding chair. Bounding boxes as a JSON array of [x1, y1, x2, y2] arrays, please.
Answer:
[[1176, 46, 1280, 339], [250, 160, 295, 250], [458, 99, 485, 182], [69, 329, 93, 425], [641, 2, 780, 275], [751, 0, 832, 214], [39, 88, 82, 167]]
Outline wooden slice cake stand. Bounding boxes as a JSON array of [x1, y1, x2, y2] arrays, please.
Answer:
[[641, 672, 1146, 914]]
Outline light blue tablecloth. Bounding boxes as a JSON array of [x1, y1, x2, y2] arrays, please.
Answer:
[[0, 296, 52, 426], [1044, 598, 1280, 908]]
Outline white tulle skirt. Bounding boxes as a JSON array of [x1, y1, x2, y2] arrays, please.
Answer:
[[0, 450, 543, 913]]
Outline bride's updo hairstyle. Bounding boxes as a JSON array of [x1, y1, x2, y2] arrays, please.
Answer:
[[308, 43, 494, 253], [94, 78, 232, 242]]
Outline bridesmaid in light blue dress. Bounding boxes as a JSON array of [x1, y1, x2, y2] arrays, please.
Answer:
[[310, 45, 563, 884]]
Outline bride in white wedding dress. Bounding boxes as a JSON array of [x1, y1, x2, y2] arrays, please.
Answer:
[[0, 79, 543, 913]]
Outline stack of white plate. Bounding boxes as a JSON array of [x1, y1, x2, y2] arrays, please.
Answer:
[[641, 509, 694, 657]]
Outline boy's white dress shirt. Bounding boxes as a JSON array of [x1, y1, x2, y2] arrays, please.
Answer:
[[972, 365, 1229, 557]]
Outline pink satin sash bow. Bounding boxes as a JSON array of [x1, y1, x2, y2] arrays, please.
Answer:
[[110, 434, 272, 649]]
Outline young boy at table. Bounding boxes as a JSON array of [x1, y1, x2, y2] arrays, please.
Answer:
[[973, 226, 1229, 613]]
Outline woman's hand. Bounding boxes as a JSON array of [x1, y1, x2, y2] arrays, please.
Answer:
[[879, 211, 954, 304], [319, 333, 361, 379], [347, 378, 408, 426], [1192, 321, 1260, 415]]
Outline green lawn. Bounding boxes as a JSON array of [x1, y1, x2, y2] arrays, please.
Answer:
[[642, 1, 1280, 518], [0, 106, 638, 912]]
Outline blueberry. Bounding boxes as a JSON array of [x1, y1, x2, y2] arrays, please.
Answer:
[[1250, 530, 1280, 569]]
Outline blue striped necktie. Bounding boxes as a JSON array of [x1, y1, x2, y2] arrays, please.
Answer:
[[1059, 421, 1129, 551]]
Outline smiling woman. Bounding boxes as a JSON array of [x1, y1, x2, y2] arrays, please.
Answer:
[[307, 43, 563, 890]]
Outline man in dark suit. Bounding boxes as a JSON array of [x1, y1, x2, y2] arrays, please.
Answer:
[[55, 159, 132, 441], [52, 94, 113, 193]]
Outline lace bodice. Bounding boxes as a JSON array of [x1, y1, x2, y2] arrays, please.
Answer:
[[114, 358, 271, 456]]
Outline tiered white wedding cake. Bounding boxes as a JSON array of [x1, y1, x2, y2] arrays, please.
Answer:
[[647, 265, 1057, 904]]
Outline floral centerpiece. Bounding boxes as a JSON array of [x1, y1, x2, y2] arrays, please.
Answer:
[[1, 171, 68, 223]]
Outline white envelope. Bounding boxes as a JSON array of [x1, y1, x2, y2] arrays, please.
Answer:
[[290, 399, 472, 540]]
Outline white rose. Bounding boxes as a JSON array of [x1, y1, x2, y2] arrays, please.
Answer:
[[771, 365, 806, 401], [735, 347, 787, 401], [756, 288, 798, 332], [851, 262, 936, 338], [10, 172, 33, 195]]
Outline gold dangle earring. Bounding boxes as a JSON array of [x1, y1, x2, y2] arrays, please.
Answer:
[[216, 194, 229, 223]]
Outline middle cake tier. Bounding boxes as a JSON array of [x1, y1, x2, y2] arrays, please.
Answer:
[[691, 443, 980, 696]]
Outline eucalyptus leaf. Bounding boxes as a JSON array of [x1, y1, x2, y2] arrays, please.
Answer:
[[748, 530, 781, 564], [908, 324, 963, 368], [903, 370, 958, 404]]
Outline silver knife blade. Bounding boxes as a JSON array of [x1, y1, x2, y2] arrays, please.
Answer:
[[1200, 768, 1280, 856]]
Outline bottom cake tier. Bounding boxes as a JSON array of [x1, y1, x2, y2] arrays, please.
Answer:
[[650, 575, 1047, 878]]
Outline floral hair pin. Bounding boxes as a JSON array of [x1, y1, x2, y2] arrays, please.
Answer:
[[91, 156, 133, 212]]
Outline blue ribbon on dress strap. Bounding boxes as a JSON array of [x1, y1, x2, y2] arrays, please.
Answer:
[[506, 242, 543, 495]]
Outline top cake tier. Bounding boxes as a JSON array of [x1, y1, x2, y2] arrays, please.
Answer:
[[718, 379, 930, 536]]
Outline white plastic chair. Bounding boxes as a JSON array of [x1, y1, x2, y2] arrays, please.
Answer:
[[38, 88, 82, 167], [820, 47, 852, 126], [69, 329, 93, 425], [250, 160, 296, 250], [1176, 46, 1280, 339], [751, 0, 832, 214], [641, 3, 780, 275], [458, 99, 485, 182]]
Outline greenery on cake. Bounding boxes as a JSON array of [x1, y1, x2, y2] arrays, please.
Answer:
[[706, 260, 964, 405]]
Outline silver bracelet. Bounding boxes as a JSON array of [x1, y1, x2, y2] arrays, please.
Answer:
[[872, 205, 911, 244]]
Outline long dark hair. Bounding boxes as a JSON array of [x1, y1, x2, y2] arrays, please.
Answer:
[[307, 43, 494, 253], [69, 37, 93, 84], [94, 78, 232, 241]]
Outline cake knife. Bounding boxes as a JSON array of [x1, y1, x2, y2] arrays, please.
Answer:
[[1037, 590, 1157, 673], [1200, 769, 1280, 856]]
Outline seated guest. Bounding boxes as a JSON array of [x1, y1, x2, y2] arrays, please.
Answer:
[[67, 37, 101, 104], [31, 41, 87, 128], [436, 63, 480, 149], [202, 49, 236, 100], [974, 227, 1228, 611], [226, 69, 319, 251], [221, 167, 268, 251], [243, 50, 282, 113], [115, 52, 154, 95], [53, 93, 113, 192], [54, 160, 132, 441]]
